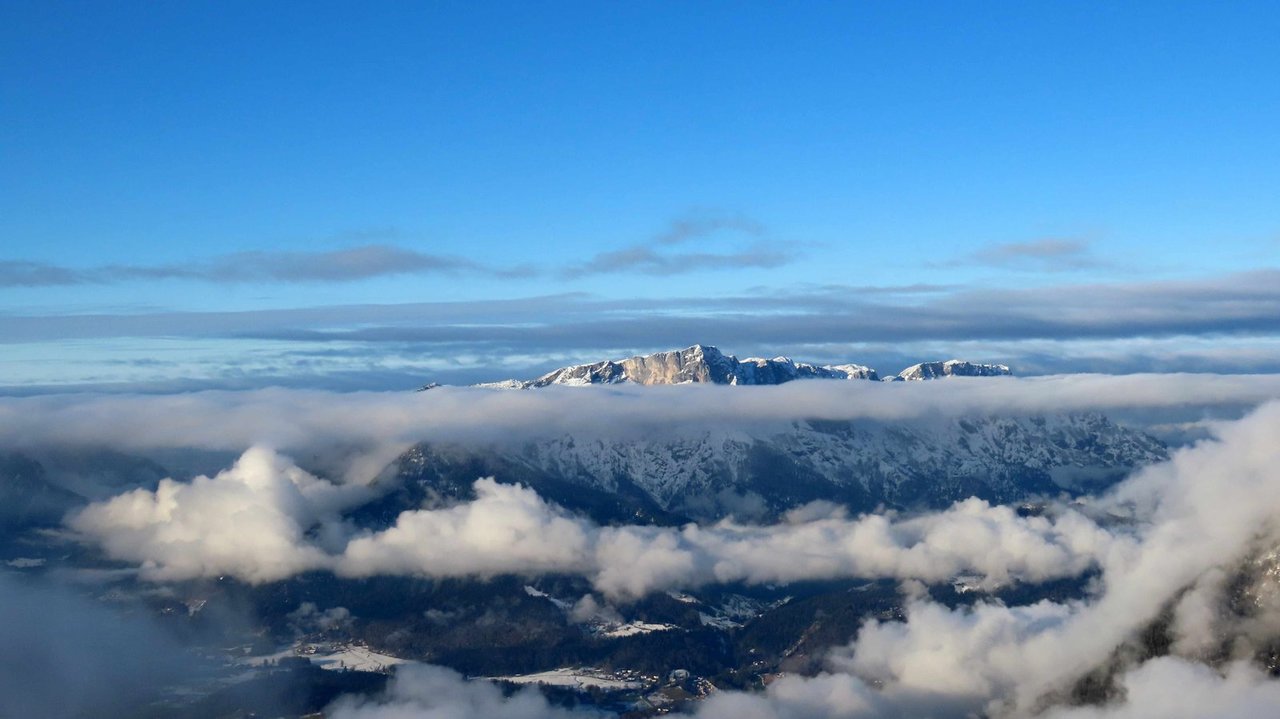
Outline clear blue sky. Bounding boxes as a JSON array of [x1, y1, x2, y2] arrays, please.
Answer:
[[3, 1, 1279, 390]]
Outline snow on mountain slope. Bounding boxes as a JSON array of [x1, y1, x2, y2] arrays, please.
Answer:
[[463, 345, 1018, 390], [472, 345, 881, 389], [892, 359, 1012, 381], [388, 347, 1159, 525], [375, 413, 1166, 524]]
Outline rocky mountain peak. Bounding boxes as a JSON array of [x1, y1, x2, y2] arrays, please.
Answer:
[[468, 347, 1013, 389], [893, 359, 1013, 381]]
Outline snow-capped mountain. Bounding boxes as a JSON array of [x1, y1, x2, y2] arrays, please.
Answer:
[[475, 344, 878, 388], [468, 345, 1013, 389], [387, 347, 1157, 526], [362, 412, 1166, 525], [892, 359, 1012, 381]]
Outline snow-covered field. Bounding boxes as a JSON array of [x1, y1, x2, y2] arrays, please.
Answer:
[[595, 620, 678, 638], [243, 642, 414, 673], [488, 667, 644, 690]]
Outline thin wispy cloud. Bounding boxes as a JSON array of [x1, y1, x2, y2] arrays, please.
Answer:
[[7, 268, 1274, 346], [5, 267, 1280, 390], [944, 238, 1106, 272], [652, 213, 765, 245], [1, 214, 790, 287], [129, 245, 484, 282], [0, 245, 487, 287], [562, 245, 794, 277], [561, 213, 797, 278], [0, 260, 85, 287]]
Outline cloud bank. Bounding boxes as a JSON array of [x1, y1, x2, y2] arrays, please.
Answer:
[[824, 399, 1280, 716], [0, 245, 489, 286], [945, 238, 1106, 272], [3, 377, 1279, 717], [7, 266, 1280, 392], [338, 482, 1120, 599], [7, 269, 1279, 348], [59, 393, 1279, 606], [2, 373, 1277, 458], [8, 265, 1280, 389], [309, 399, 1280, 718], [0, 213, 786, 288], [561, 213, 792, 278], [67, 446, 366, 583], [66, 452, 1122, 599]]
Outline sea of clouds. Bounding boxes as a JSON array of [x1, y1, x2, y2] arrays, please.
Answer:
[[6, 375, 1280, 717]]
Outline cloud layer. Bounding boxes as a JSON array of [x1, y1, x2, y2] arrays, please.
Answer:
[[65, 450, 1122, 599], [0, 374, 1275, 462], [561, 213, 791, 278], [8, 269, 1280, 347], [309, 400, 1280, 717], [0, 245, 488, 286], [828, 399, 1280, 716], [6, 378, 1280, 717], [59, 394, 1280, 610], [340, 482, 1120, 599], [0, 213, 789, 288], [945, 238, 1106, 272], [7, 263, 1280, 390], [67, 446, 365, 583], [6, 267, 1280, 391]]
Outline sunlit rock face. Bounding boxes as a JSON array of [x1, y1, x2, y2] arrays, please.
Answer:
[[893, 359, 1013, 381], [476, 344, 880, 389], [472, 345, 1021, 390]]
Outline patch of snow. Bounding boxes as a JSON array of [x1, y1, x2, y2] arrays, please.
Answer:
[[698, 612, 741, 629], [488, 667, 643, 691], [241, 642, 413, 673], [308, 644, 411, 672], [596, 621, 678, 638], [473, 379, 529, 390]]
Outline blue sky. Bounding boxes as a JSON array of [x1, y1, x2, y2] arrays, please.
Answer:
[[2, 1, 1279, 390]]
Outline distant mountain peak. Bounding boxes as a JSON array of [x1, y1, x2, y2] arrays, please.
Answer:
[[461, 346, 1013, 390], [472, 344, 880, 389], [892, 359, 1013, 382]]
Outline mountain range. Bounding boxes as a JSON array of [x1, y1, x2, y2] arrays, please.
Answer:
[[0, 347, 1185, 718], [457, 344, 1010, 390], [364, 411, 1166, 527]]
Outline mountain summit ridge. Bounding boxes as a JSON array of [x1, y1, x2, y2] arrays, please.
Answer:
[[458, 345, 1011, 390], [892, 359, 1013, 382]]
